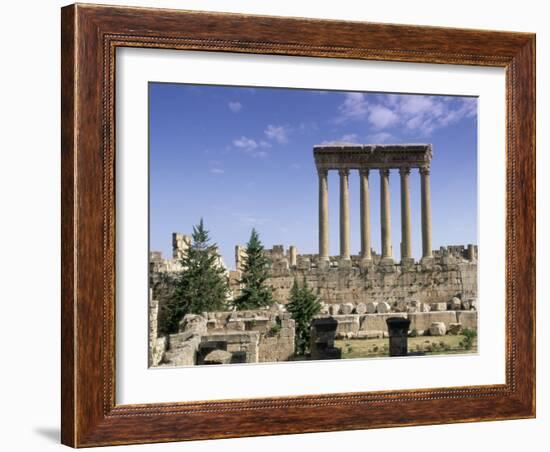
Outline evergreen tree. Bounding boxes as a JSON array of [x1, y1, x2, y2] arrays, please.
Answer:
[[233, 228, 274, 310], [287, 278, 322, 355], [164, 219, 229, 333]]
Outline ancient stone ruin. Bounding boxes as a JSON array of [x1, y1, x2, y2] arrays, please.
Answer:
[[149, 144, 478, 366]]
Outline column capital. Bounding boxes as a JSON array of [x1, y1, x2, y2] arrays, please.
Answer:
[[359, 168, 370, 177], [338, 168, 350, 177], [380, 168, 391, 177], [317, 168, 329, 178], [399, 167, 411, 176], [419, 166, 431, 176]]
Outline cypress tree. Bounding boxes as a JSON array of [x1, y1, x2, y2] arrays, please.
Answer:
[[287, 278, 322, 355], [165, 219, 229, 333], [233, 228, 274, 310]]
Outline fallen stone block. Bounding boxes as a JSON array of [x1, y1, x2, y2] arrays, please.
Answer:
[[366, 302, 378, 314], [448, 297, 462, 310], [429, 322, 447, 336], [340, 302, 354, 315], [431, 302, 447, 312]]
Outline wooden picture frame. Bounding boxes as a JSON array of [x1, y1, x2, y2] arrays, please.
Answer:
[[61, 3, 535, 447]]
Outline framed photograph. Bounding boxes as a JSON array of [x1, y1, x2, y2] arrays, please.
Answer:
[[61, 3, 535, 447]]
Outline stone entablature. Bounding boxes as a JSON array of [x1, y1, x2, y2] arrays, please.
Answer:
[[313, 144, 432, 171]]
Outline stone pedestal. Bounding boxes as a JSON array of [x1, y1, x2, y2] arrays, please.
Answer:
[[386, 317, 411, 357]]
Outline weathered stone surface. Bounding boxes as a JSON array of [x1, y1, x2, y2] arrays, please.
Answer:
[[461, 300, 471, 310], [366, 302, 378, 314], [448, 323, 463, 335], [448, 297, 462, 310], [377, 302, 391, 313], [329, 304, 340, 315], [332, 315, 360, 334], [203, 349, 232, 365], [431, 302, 447, 312], [429, 322, 447, 336], [419, 302, 431, 313], [456, 311, 478, 330], [408, 312, 457, 332], [179, 314, 207, 335], [355, 303, 367, 314], [360, 313, 406, 333], [340, 303, 355, 315]]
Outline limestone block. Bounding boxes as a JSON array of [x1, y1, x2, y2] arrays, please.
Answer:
[[179, 314, 207, 335], [366, 302, 378, 314], [377, 302, 391, 313], [448, 323, 463, 335], [456, 311, 478, 330], [431, 302, 447, 312], [355, 303, 367, 314], [329, 304, 340, 315], [226, 320, 245, 331], [429, 322, 447, 336], [319, 303, 330, 315], [408, 312, 457, 332], [340, 303, 354, 315], [332, 315, 360, 334], [360, 313, 406, 333], [419, 303, 431, 313], [448, 297, 462, 310]]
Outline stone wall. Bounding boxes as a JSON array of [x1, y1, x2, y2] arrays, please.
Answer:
[[148, 293, 167, 367], [230, 244, 478, 307], [152, 308, 295, 367]]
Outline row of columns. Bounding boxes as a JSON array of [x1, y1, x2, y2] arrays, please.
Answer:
[[318, 167, 432, 263]]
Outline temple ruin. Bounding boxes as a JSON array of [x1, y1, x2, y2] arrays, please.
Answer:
[[149, 143, 478, 366]]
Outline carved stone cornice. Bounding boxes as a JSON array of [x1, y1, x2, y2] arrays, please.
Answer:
[[313, 144, 432, 171]]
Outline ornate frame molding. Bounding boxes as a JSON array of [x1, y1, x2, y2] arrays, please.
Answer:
[[61, 4, 535, 447]]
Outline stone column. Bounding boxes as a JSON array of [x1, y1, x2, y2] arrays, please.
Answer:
[[359, 169, 372, 261], [420, 167, 433, 259], [380, 169, 393, 260], [399, 167, 413, 262], [318, 169, 329, 262], [339, 169, 351, 260]]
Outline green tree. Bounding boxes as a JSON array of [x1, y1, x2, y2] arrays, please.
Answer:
[[287, 278, 322, 355], [164, 219, 229, 333], [233, 228, 274, 310]]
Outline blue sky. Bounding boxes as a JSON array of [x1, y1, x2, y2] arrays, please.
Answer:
[[149, 83, 477, 269]]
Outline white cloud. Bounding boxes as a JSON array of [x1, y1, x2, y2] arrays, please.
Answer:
[[338, 93, 368, 120], [233, 136, 258, 151], [367, 105, 399, 128], [232, 136, 269, 158], [264, 124, 290, 144], [336, 92, 477, 137], [228, 101, 242, 113], [210, 168, 224, 174]]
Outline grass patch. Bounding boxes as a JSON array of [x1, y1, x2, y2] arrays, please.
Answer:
[[335, 335, 477, 359]]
